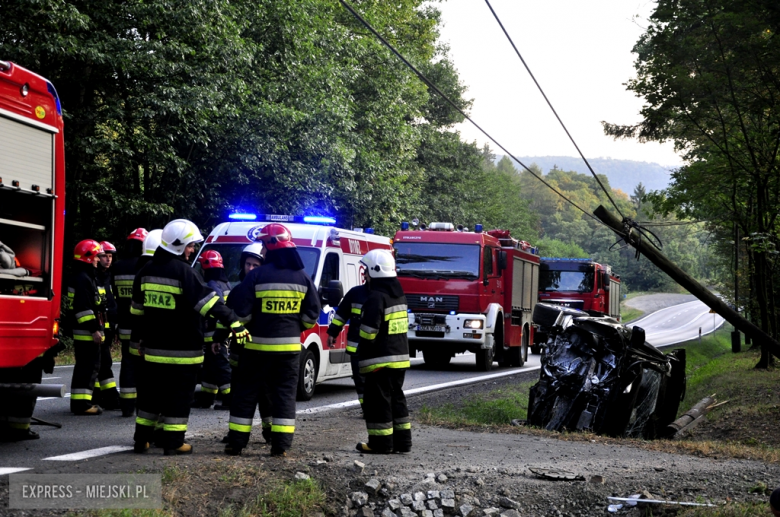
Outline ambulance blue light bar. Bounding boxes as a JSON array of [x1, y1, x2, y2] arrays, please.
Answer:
[[229, 213, 258, 221], [303, 215, 336, 225], [228, 213, 336, 226]]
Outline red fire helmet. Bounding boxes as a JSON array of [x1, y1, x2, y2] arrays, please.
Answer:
[[254, 223, 295, 250], [127, 228, 149, 242], [73, 239, 103, 264], [197, 249, 224, 269], [99, 241, 117, 255]]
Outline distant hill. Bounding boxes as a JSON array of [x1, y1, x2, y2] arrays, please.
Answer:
[[499, 155, 677, 194]]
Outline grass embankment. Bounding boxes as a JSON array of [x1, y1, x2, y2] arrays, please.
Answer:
[[620, 290, 648, 323], [54, 337, 122, 366], [418, 328, 780, 464], [68, 465, 326, 517]]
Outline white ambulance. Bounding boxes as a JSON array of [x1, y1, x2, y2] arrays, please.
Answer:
[[196, 214, 393, 400]]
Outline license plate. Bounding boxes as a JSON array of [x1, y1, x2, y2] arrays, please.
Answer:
[[417, 325, 446, 332]]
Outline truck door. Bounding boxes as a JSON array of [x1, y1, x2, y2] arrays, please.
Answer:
[[482, 246, 501, 303], [320, 252, 348, 369]]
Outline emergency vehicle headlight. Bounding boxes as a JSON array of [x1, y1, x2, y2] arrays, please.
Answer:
[[449, 310, 456, 315], [303, 215, 336, 225], [464, 319, 483, 329], [229, 213, 258, 221]]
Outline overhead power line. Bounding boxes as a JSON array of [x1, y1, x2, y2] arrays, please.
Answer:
[[483, 0, 626, 221], [338, 0, 602, 225]]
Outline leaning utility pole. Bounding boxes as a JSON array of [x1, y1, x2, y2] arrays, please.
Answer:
[[594, 205, 780, 360]]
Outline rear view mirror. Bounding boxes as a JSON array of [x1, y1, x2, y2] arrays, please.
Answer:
[[321, 280, 344, 306], [498, 251, 508, 271], [602, 271, 610, 291]]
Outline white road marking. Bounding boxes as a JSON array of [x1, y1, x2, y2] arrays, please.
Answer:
[[0, 468, 32, 476], [298, 366, 539, 415], [43, 446, 132, 461], [42, 377, 61, 380], [37, 393, 70, 401]]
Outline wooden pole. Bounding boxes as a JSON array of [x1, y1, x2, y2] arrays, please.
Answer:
[[593, 205, 780, 359]]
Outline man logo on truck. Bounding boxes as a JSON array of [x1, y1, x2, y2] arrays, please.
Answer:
[[420, 296, 443, 303]]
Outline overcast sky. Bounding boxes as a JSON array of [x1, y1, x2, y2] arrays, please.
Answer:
[[434, 0, 683, 167]]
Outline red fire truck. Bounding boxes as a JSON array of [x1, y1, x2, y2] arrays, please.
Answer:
[[532, 257, 621, 353], [393, 222, 540, 371], [0, 61, 67, 426], [197, 214, 393, 400]]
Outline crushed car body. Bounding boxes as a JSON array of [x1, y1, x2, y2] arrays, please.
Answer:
[[528, 303, 686, 438]]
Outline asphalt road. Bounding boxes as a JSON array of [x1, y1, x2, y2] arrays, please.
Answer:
[[0, 294, 720, 476]]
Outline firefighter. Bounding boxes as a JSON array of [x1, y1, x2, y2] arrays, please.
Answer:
[[130, 220, 249, 456], [327, 270, 368, 412], [192, 250, 233, 409], [93, 241, 120, 410], [67, 239, 106, 416], [238, 242, 264, 280], [112, 228, 148, 417], [355, 249, 412, 454], [225, 223, 320, 456]]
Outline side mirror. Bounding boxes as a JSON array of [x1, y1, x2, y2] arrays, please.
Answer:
[[602, 271, 610, 291], [321, 280, 344, 305], [497, 251, 508, 271], [629, 326, 646, 348]]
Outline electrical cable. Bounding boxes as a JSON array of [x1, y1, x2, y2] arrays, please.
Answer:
[[338, 0, 602, 225], [483, 0, 626, 221]]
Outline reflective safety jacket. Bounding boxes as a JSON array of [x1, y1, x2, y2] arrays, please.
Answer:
[[357, 279, 410, 374], [130, 249, 240, 365], [327, 284, 369, 354], [95, 267, 117, 330], [112, 256, 141, 346], [65, 262, 105, 343], [204, 279, 231, 345], [227, 262, 320, 353]]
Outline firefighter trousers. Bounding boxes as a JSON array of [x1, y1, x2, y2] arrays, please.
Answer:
[[198, 343, 232, 405], [228, 349, 273, 437], [134, 362, 199, 450], [0, 366, 40, 440], [118, 338, 138, 413], [95, 328, 119, 408], [363, 368, 411, 453], [350, 353, 365, 406], [228, 352, 298, 452], [70, 341, 101, 413]]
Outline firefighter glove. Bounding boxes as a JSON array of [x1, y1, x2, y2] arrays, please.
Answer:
[[230, 323, 250, 346]]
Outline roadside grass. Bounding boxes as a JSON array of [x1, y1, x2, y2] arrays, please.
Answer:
[[678, 501, 769, 516], [620, 290, 647, 323], [419, 327, 780, 464], [66, 465, 325, 517], [217, 478, 326, 517]]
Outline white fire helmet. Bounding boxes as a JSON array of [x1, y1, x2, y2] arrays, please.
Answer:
[[159, 219, 204, 256], [143, 229, 164, 256], [360, 249, 397, 279], [242, 242, 265, 261]]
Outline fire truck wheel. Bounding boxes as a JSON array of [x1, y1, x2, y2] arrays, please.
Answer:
[[296, 348, 318, 401], [422, 349, 451, 369], [476, 341, 495, 372]]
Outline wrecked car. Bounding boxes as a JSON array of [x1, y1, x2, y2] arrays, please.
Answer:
[[527, 303, 686, 438]]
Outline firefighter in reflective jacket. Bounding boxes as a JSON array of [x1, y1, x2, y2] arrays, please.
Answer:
[[130, 219, 249, 456], [67, 239, 106, 416], [93, 241, 120, 410], [225, 223, 321, 456], [193, 250, 233, 409], [355, 249, 412, 454], [327, 278, 368, 410], [111, 228, 148, 416]]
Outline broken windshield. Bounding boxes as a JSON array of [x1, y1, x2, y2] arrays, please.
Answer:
[[393, 243, 480, 278]]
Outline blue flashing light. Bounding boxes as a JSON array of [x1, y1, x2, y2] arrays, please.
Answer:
[[365, 228, 374, 234], [474, 224, 483, 233], [46, 82, 62, 115], [401, 221, 409, 231], [303, 215, 336, 225], [449, 310, 456, 315], [229, 213, 258, 221]]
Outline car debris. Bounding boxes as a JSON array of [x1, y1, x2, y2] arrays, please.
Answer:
[[527, 303, 686, 438]]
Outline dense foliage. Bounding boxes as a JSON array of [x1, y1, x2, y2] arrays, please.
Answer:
[[2, 0, 713, 296], [603, 0, 780, 363]]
